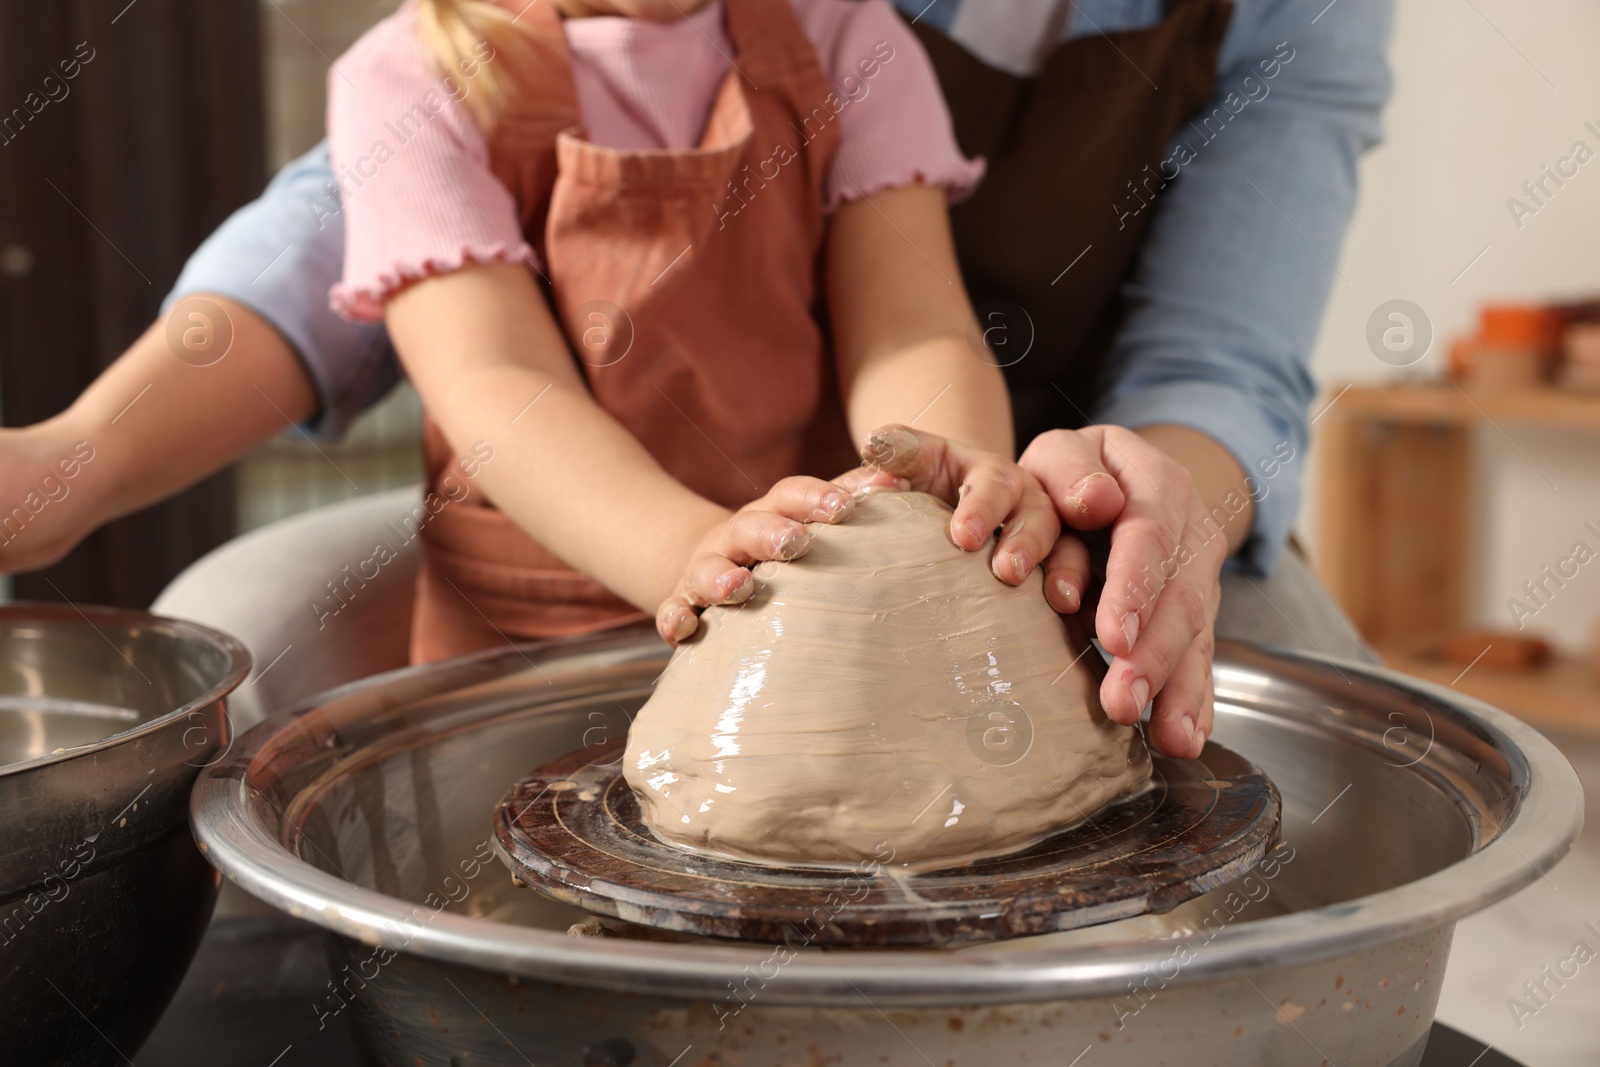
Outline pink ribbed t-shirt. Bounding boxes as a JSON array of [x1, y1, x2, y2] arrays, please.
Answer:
[[327, 0, 985, 321]]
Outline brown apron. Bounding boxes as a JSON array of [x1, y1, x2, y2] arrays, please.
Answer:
[[411, 0, 853, 663], [909, 0, 1233, 445]]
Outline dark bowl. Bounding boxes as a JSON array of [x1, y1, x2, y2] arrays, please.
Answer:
[[0, 602, 250, 1066]]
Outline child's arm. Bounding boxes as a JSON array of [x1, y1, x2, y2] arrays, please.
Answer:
[[384, 261, 860, 639], [825, 185, 1059, 584], [0, 297, 316, 573]]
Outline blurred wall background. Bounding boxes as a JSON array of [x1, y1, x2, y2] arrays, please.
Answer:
[[0, 0, 266, 606], [1303, 0, 1600, 656], [262, 0, 387, 170]]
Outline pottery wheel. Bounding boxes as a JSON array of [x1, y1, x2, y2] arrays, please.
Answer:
[[492, 735, 1281, 947]]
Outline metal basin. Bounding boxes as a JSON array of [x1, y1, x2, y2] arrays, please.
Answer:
[[192, 629, 1583, 1067], [0, 602, 250, 1066]]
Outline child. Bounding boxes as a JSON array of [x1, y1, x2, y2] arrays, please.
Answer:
[[330, 0, 1062, 661]]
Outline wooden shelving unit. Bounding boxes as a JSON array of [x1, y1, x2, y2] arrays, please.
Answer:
[[1315, 382, 1600, 739], [1376, 641, 1600, 738], [1323, 381, 1600, 433]]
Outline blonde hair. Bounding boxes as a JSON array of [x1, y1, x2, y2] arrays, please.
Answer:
[[416, 0, 535, 128]]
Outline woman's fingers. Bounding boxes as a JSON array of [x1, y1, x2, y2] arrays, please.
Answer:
[[1091, 432, 1199, 659], [1017, 425, 1233, 760], [1022, 426, 1175, 659], [1040, 533, 1091, 614], [1018, 428, 1127, 531], [1145, 639, 1216, 759], [1098, 558, 1218, 739]]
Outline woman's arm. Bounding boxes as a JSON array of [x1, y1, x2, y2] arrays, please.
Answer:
[[0, 297, 316, 574], [385, 262, 854, 622]]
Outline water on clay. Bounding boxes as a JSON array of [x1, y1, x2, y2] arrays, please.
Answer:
[[622, 489, 1151, 869]]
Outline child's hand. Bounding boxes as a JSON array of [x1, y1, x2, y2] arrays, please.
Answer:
[[655, 473, 894, 645], [838, 424, 1059, 586]]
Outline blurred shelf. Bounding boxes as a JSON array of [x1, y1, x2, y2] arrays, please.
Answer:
[[1333, 382, 1600, 433], [1320, 380, 1600, 740], [1316, 380, 1600, 651], [1377, 641, 1600, 741]]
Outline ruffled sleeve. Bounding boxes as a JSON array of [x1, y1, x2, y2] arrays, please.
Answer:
[[801, 0, 987, 212], [326, 5, 538, 322]]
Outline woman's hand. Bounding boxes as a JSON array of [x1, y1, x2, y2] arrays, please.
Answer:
[[655, 473, 898, 644], [835, 424, 1060, 586], [0, 425, 107, 575], [0, 299, 318, 580], [1019, 425, 1250, 761]]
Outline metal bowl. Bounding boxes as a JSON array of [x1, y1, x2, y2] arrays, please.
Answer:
[[0, 602, 250, 1067], [192, 629, 1582, 1067]]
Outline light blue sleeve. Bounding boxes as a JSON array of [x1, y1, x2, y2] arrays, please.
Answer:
[[162, 141, 400, 440], [1089, 0, 1395, 574]]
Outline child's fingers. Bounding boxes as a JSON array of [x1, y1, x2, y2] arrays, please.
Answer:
[[655, 596, 698, 645], [859, 424, 925, 477], [1040, 534, 1091, 614], [657, 551, 764, 646], [756, 475, 856, 525], [1098, 559, 1219, 739], [948, 457, 1021, 552], [712, 510, 814, 567], [679, 553, 756, 608], [654, 470, 899, 648], [990, 484, 1060, 585], [859, 424, 956, 497]]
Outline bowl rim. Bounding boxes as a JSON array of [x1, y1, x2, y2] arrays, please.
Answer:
[[0, 600, 253, 778], [191, 632, 1585, 1006]]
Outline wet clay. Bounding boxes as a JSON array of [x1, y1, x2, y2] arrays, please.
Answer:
[[622, 490, 1151, 867]]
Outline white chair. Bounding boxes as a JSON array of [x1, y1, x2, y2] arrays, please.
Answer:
[[152, 485, 423, 731]]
